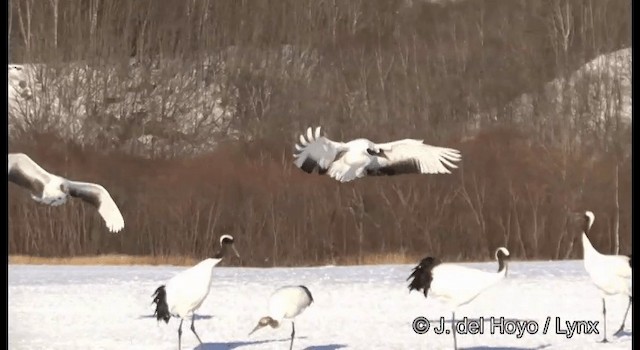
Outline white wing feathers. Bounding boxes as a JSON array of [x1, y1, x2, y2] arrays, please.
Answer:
[[430, 264, 505, 306], [66, 181, 125, 233], [375, 139, 462, 175], [598, 254, 632, 279], [268, 286, 312, 321], [8, 153, 52, 192], [165, 259, 219, 317], [293, 126, 347, 174]]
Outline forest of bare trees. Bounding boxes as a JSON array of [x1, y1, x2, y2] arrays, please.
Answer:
[[8, 0, 631, 266]]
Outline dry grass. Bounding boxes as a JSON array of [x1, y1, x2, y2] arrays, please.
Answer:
[[323, 252, 520, 267], [329, 252, 424, 266], [8, 253, 524, 267], [8, 252, 423, 267], [8, 254, 200, 266]]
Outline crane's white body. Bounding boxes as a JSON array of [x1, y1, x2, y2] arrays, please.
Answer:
[[580, 211, 632, 342], [8, 153, 125, 233], [429, 264, 507, 309], [408, 247, 510, 350], [268, 286, 313, 322], [152, 235, 239, 349], [165, 258, 222, 319], [293, 126, 461, 183], [582, 233, 631, 297], [249, 285, 314, 350]]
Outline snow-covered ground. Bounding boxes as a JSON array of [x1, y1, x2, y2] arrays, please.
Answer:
[[8, 260, 632, 349]]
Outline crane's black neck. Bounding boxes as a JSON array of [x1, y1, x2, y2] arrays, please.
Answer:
[[213, 244, 229, 259], [498, 257, 507, 273], [582, 215, 592, 238], [496, 250, 509, 274]]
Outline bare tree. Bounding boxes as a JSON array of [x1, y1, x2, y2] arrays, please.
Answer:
[[48, 0, 58, 49], [16, 0, 33, 55]]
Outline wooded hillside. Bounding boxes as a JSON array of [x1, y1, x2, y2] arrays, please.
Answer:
[[8, 0, 631, 266]]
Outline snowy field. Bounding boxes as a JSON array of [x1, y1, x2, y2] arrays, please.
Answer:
[[9, 260, 631, 350]]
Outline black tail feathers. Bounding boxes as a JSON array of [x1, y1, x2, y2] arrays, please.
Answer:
[[152, 285, 171, 323], [407, 256, 441, 298]]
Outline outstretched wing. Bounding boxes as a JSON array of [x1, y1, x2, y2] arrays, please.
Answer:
[[8, 153, 52, 195], [66, 180, 125, 233], [293, 126, 348, 175], [369, 139, 461, 176]]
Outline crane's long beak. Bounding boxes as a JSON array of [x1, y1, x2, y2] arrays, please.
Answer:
[[248, 323, 264, 336]]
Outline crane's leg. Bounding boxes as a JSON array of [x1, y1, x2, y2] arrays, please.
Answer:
[[178, 319, 184, 350], [600, 298, 608, 343], [191, 314, 204, 344], [289, 321, 295, 350], [614, 296, 632, 336], [452, 311, 457, 350]]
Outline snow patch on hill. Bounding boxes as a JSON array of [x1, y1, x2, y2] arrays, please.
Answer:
[[469, 48, 631, 134]]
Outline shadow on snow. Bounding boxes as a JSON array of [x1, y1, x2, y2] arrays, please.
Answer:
[[461, 345, 551, 350], [302, 344, 348, 350], [137, 314, 215, 321], [194, 337, 315, 350]]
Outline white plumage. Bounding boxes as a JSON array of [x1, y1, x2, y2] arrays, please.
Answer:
[[152, 235, 240, 349], [293, 126, 462, 183], [249, 285, 314, 350], [8, 152, 125, 233], [408, 247, 510, 350], [581, 211, 632, 342]]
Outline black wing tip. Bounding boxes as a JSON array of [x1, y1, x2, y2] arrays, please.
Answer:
[[300, 158, 317, 173], [68, 185, 103, 208], [299, 157, 328, 175], [368, 160, 421, 177], [8, 167, 46, 195], [152, 285, 171, 323]]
